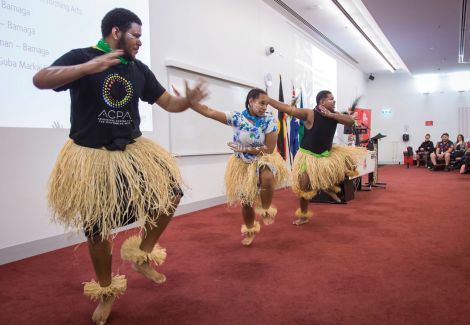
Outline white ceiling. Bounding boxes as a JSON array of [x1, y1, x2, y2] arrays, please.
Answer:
[[264, 0, 470, 75]]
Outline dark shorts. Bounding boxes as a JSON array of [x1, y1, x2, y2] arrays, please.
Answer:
[[84, 185, 183, 239]]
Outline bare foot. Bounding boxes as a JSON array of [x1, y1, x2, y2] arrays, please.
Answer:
[[292, 217, 309, 226], [132, 262, 166, 284], [262, 214, 275, 226], [241, 234, 255, 246], [325, 190, 341, 203], [92, 295, 115, 325], [257, 207, 277, 226]]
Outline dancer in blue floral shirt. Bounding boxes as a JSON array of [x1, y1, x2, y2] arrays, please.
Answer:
[[190, 88, 289, 246]]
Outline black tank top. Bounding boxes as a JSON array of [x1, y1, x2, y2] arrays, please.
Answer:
[[300, 108, 338, 154]]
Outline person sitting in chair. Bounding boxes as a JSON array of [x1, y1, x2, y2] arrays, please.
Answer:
[[459, 144, 470, 174], [416, 133, 434, 167], [430, 133, 454, 171], [452, 134, 466, 166]]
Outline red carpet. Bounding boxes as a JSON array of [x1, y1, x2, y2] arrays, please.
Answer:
[[1, 165, 470, 324]]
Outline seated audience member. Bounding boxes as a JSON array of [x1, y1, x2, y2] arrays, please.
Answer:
[[459, 144, 470, 174], [452, 134, 466, 162], [430, 133, 454, 171], [416, 133, 434, 167]]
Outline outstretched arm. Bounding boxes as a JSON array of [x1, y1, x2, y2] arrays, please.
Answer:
[[268, 97, 312, 121], [157, 80, 208, 113], [318, 106, 355, 126], [171, 84, 226, 123], [191, 102, 228, 125], [33, 50, 124, 89]]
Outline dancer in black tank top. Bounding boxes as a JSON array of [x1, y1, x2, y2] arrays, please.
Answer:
[[269, 90, 366, 225]]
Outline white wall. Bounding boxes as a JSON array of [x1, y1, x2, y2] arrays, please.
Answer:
[[0, 0, 366, 261], [149, 0, 366, 204], [362, 73, 470, 163]]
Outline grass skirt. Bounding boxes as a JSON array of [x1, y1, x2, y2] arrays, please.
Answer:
[[292, 145, 366, 198], [224, 153, 289, 206], [48, 137, 182, 237]]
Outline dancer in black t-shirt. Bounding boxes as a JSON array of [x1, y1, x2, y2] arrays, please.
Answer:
[[33, 8, 207, 325], [269, 90, 365, 225]]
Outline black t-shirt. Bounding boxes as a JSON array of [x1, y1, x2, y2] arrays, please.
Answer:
[[418, 140, 434, 152], [300, 108, 338, 154], [52, 47, 165, 149], [455, 142, 465, 151]]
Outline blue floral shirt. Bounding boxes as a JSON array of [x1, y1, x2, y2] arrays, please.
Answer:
[[225, 110, 278, 162]]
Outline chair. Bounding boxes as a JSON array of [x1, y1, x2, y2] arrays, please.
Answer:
[[432, 153, 454, 171], [403, 146, 414, 168], [416, 151, 430, 167], [464, 153, 470, 173], [450, 149, 466, 170], [433, 157, 447, 170]]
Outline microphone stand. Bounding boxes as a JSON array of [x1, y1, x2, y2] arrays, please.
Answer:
[[365, 133, 387, 188]]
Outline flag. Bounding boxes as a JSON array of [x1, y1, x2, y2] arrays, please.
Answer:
[[289, 86, 300, 158], [298, 91, 305, 143], [277, 76, 287, 160]]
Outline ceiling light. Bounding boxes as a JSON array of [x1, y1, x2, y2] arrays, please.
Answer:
[[308, 4, 322, 10], [449, 71, 470, 91], [414, 74, 438, 94]]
